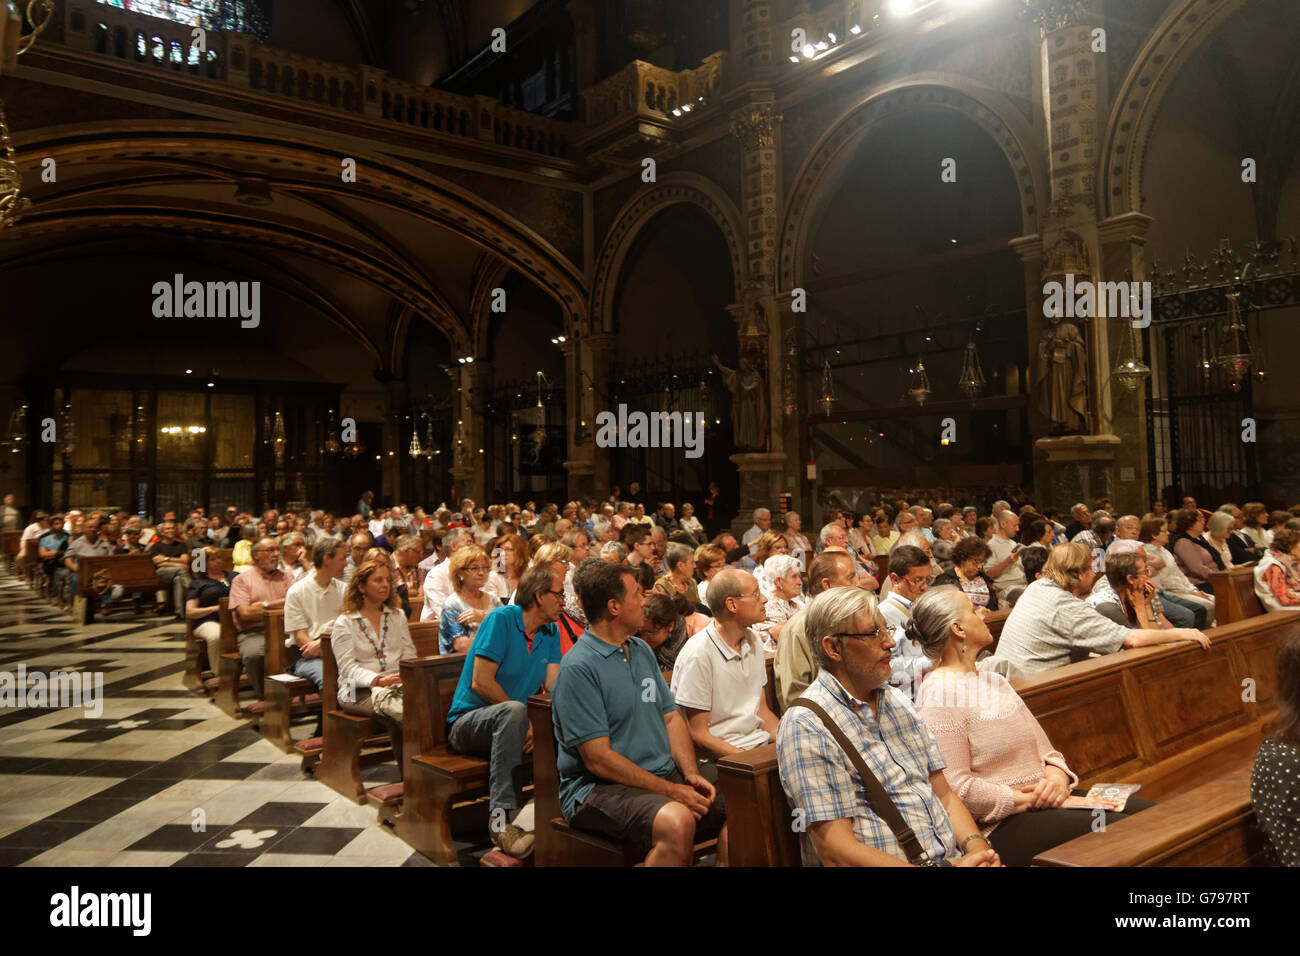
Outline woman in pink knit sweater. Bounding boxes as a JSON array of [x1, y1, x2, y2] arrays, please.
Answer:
[[911, 585, 1153, 866]]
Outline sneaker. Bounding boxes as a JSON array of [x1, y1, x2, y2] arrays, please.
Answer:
[[491, 824, 534, 859]]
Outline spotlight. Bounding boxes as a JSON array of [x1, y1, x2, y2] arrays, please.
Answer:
[[672, 108, 682, 116], [802, 44, 815, 57], [789, 55, 800, 63], [828, 32, 837, 42], [850, 23, 862, 34], [888, 0, 914, 15], [815, 40, 827, 50], [681, 104, 691, 112], [185, 369, 192, 374]]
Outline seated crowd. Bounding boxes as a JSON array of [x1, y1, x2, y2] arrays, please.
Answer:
[[7, 484, 1299, 867]]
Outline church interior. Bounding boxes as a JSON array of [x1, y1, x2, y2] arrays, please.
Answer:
[[1, 0, 1299, 894]]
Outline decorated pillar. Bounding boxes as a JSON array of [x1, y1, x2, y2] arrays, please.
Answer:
[[449, 361, 491, 506], [726, 93, 787, 535]]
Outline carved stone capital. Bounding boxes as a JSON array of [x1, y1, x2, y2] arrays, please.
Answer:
[[1022, 0, 1092, 35], [730, 102, 782, 151]]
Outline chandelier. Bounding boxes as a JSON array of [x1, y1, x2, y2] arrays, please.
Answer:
[[1214, 285, 1255, 393], [57, 403, 76, 458], [1112, 324, 1150, 391], [324, 408, 342, 454], [818, 360, 836, 415], [424, 415, 437, 459], [907, 356, 932, 406], [271, 409, 286, 464], [408, 416, 423, 459], [5, 401, 26, 453], [957, 342, 986, 399]]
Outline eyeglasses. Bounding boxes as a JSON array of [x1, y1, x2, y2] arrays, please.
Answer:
[[834, 628, 882, 642], [465, 564, 491, 573], [546, 589, 565, 598]]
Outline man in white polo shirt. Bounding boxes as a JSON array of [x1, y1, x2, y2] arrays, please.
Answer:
[[420, 528, 471, 623], [282, 538, 347, 691], [670, 568, 778, 759]]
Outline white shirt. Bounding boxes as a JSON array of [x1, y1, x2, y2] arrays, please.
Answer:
[[984, 534, 1026, 600], [20, 521, 45, 557], [670, 622, 770, 752], [368, 518, 387, 539], [880, 592, 931, 699], [283, 574, 345, 647], [330, 606, 417, 690], [420, 559, 454, 623], [1144, 543, 1198, 595], [742, 524, 765, 550]]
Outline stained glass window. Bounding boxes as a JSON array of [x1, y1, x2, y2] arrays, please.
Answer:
[[97, 0, 269, 41]]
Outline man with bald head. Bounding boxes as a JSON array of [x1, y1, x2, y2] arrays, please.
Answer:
[[229, 536, 292, 699], [671, 569, 778, 760], [984, 510, 1026, 603]]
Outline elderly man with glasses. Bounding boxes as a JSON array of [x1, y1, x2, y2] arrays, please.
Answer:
[[445, 565, 566, 859], [776, 586, 1001, 868], [229, 536, 292, 700]]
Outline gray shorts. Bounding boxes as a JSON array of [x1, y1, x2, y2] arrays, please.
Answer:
[[569, 761, 725, 855]]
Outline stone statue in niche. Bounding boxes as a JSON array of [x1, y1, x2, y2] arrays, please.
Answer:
[[1034, 312, 1090, 435], [712, 349, 769, 451]]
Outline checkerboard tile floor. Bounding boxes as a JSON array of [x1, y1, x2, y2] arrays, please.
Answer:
[[0, 570, 493, 867]]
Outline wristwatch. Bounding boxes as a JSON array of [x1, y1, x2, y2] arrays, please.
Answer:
[[920, 856, 952, 867]]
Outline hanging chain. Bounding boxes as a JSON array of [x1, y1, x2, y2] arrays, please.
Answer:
[[0, 100, 32, 227]]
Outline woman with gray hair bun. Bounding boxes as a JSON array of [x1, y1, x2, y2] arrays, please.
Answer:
[[912, 585, 1152, 866], [1202, 510, 1238, 570], [753, 554, 804, 650]]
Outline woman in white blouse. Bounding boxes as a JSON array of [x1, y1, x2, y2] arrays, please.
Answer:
[[487, 532, 528, 603], [679, 502, 704, 539], [753, 554, 804, 650], [330, 557, 418, 766], [1203, 510, 1238, 570]]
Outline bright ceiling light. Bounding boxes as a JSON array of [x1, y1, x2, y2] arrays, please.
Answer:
[[850, 23, 862, 34], [888, 0, 916, 15], [802, 43, 815, 57], [788, 55, 800, 62]]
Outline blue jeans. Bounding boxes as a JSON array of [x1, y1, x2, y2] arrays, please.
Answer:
[[447, 700, 529, 815], [289, 655, 324, 691]]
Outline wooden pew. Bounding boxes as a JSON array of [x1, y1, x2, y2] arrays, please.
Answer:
[[527, 693, 717, 866], [213, 597, 248, 719], [391, 651, 500, 864], [718, 612, 1292, 867], [1209, 565, 1263, 624], [73, 553, 159, 624], [407, 593, 424, 623], [260, 610, 321, 752]]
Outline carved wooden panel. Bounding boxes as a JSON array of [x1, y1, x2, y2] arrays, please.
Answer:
[[1133, 648, 1249, 759], [1024, 674, 1142, 782]]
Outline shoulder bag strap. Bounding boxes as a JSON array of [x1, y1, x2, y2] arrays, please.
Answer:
[[789, 696, 929, 864]]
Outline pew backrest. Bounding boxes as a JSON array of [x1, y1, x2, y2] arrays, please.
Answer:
[[1209, 565, 1263, 624], [76, 553, 158, 595], [399, 652, 469, 756], [264, 609, 288, 674], [409, 620, 438, 657], [217, 596, 237, 655], [527, 694, 563, 835], [321, 633, 339, 712], [0, 530, 21, 560]]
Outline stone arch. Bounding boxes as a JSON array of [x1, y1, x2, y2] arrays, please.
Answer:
[[588, 173, 745, 337], [1100, 0, 1250, 218], [778, 75, 1047, 292]]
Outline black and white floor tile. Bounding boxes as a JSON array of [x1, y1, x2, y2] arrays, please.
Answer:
[[0, 571, 492, 867]]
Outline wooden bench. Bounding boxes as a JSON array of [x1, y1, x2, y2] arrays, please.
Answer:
[[718, 612, 1292, 867], [527, 693, 717, 866], [1209, 565, 1263, 624], [259, 610, 320, 751], [74, 553, 159, 624], [213, 597, 251, 719], [389, 651, 515, 863]]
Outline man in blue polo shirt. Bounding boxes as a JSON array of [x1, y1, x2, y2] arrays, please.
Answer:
[[552, 561, 728, 866], [447, 564, 564, 859]]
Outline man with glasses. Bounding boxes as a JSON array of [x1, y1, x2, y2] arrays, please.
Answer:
[[229, 536, 292, 700], [776, 586, 1001, 868], [419, 528, 471, 622], [879, 545, 935, 701], [340, 531, 373, 586], [670, 569, 778, 760], [446, 565, 565, 859]]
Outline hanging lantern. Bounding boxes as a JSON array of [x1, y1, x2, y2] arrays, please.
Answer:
[[424, 416, 437, 458], [957, 342, 986, 399], [1112, 326, 1150, 391], [133, 403, 147, 456], [5, 401, 27, 453], [324, 408, 342, 454], [1214, 288, 1254, 392], [818, 360, 836, 415], [1199, 326, 1212, 384], [408, 421, 423, 458], [907, 356, 932, 406]]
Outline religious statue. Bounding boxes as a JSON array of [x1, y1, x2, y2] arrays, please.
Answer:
[[1034, 313, 1090, 434], [712, 351, 769, 451]]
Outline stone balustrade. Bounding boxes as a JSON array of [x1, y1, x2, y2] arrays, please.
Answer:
[[583, 52, 727, 128]]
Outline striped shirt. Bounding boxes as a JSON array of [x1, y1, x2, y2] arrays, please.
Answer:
[[776, 670, 955, 866], [985, 577, 1130, 679]]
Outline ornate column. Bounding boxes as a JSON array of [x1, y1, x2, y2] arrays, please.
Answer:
[[564, 332, 615, 501], [448, 362, 491, 506], [727, 94, 787, 535]]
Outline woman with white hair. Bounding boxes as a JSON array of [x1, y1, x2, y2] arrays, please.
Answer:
[[1202, 510, 1238, 570], [753, 554, 804, 651], [913, 585, 1152, 866]]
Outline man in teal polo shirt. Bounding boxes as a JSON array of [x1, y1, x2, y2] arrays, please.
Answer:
[[552, 562, 728, 866], [447, 565, 564, 859]]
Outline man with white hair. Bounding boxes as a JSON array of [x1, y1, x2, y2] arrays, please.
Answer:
[[671, 569, 778, 759], [991, 500, 1011, 518], [984, 511, 1026, 603], [1063, 503, 1091, 541], [913, 507, 935, 543], [819, 522, 878, 592], [742, 508, 772, 552], [776, 586, 1000, 868]]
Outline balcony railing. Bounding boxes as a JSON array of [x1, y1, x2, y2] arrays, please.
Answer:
[[583, 53, 726, 128], [60, 0, 573, 160]]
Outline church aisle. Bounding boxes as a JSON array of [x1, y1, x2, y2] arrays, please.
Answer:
[[0, 571, 489, 867]]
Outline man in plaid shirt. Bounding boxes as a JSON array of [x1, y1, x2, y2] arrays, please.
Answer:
[[776, 587, 1000, 867]]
